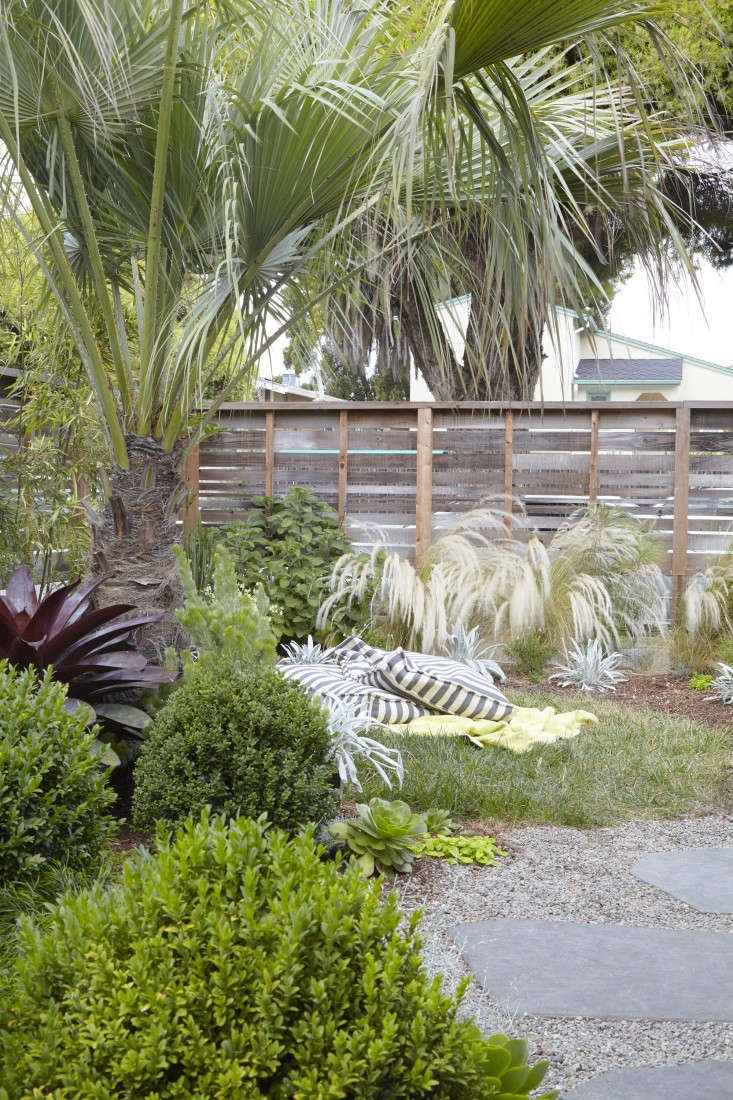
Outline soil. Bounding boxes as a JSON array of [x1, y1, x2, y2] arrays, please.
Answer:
[[507, 673, 733, 731], [109, 824, 152, 858]]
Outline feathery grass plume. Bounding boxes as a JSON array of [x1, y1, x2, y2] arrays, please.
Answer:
[[319, 503, 666, 654]]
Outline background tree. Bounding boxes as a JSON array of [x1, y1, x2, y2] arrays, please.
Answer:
[[0, 0, 705, 647]]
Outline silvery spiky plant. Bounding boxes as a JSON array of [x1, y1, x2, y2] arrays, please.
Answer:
[[326, 699, 403, 792], [443, 623, 506, 681], [549, 638, 629, 693], [705, 663, 733, 705], [280, 636, 334, 664]]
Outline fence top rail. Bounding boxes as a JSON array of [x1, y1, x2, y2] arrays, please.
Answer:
[[214, 400, 733, 413]]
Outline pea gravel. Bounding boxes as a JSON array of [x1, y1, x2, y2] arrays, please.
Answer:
[[390, 814, 733, 1096]]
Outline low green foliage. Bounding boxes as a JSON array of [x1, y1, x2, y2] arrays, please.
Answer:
[[716, 638, 733, 668], [689, 673, 714, 691], [220, 488, 365, 642], [0, 814, 556, 1098], [132, 663, 338, 833], [174, 543, 277, 675], [356, 690, 731, 827], [509, 632, 555, 678], [418, 834, 508, 866], [0, 663, 115, 882], [330, 797, 427, 876]]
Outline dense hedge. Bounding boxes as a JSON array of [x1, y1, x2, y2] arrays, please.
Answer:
[[0, 815, 555, 1098], [132, 664, 339, 832], [0, 662, 114, 882]]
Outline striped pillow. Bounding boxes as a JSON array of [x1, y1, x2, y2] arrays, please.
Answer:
[[277, 662, 426, 725], [334, 637, 513, 721]]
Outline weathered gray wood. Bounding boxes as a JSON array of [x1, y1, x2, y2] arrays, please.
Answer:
[[415, 408, 433, 564], [672, 406, 691, 604]]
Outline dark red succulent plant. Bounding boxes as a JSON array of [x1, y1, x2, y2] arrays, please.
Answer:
[[0, 566, 177, 731]]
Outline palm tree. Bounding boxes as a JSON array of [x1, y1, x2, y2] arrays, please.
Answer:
[[0, 0, 693, 650], [296, 44, 703, 401]]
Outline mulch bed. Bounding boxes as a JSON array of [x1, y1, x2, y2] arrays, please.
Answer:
[[109, 824, 152, 858], [508, 673, 733, 731]]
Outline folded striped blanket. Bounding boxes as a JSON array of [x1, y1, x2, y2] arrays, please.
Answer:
[[332, 636, 513, 722], [278, 662, 426, 724]]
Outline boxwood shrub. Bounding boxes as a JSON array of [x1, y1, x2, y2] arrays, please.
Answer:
[[0, 662, 115, 882], [0, 814, 556, 1098], [132, 664, 339, 832]]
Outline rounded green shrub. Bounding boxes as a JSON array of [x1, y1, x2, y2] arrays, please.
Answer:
[[0, 814, 555, 1098], [0, 662, 115, 882], [132, 664, 339, 832]]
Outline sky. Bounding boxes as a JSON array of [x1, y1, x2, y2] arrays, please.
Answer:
[[608, 258, 733, 367]]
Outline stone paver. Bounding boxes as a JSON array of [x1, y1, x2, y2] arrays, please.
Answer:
[[631, 848, 733, 913], [448, 918, 733, 1021], [562, 1059, 733, 1099]]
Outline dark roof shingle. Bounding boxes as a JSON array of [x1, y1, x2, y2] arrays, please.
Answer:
[[575, 357, 683, 384]]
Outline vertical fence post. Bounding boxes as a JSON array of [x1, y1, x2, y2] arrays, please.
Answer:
[[338, 410, 348, 522], [503, 410, 514, 532], [672, 405, 691, 615], [589, 408, 600, 505], [182, 443, 200, 536], [265, 410, 275, 496], [415, 407, 433, 565]]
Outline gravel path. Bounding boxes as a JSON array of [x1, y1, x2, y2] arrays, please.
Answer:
[[390, 814, 733, 1096]]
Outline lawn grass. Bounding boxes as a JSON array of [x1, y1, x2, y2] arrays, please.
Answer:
[[355, 688, 732, 827]]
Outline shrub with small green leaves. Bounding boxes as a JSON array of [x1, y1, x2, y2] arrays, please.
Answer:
[[0, 662, 115, 882], [0, 814, 556, 1098], [132, 662, 338, 832], [508, 632, 555, 678], [689, 673, 714, 691]]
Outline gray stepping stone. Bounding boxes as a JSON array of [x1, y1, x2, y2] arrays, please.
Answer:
[[449, 918, 733, 1021], [632, 847, 733, 913], [563, 1060, 733, 1099]]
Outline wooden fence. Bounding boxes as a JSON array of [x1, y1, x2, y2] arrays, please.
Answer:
[[185, 400, 733, 597]]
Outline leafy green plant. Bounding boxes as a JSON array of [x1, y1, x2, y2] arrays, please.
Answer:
[[0, 813, 556, 1098], [549, 639, 629, 693], [509, 632, 556, 678], [0, 663, 115, 883], [174, 544, 277, 675], [221, 488, 358, 642], [418, 834, 508, 866], [321, 505, 666, 655], [329, 797, 427, 876], [705, 663, 733, 705], [424, 808, 455, 835], [689, 673, 713, 691], [181, 520, 221, 593], [132, 662, 338, 833]]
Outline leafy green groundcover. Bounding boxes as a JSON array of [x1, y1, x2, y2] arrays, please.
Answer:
[[0, 815, 556, 1099]]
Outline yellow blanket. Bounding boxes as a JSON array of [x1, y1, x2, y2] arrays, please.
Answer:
[[391, 706, 598, 753]]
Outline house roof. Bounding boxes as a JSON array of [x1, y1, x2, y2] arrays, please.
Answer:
[[575, 357, 683, 385]]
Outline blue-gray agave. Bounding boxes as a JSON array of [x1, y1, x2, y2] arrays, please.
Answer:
[[280, 636, 335, 664], [443, 623, 506, 681], [705, 663, 733, 704], [549, 638, 628, 693], [326, 699, 403, 792]]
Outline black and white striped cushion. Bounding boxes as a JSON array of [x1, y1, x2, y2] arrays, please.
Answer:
[[277, 663, 426, 724], [334, 637, 513, 721]]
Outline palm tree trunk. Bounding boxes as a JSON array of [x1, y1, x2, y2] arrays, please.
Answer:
[[91, 434, 186, 660]]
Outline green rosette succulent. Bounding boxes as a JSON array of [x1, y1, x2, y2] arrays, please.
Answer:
[[329, 797, 427, 876]]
